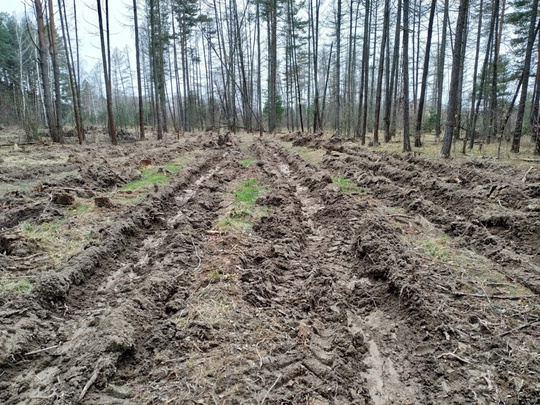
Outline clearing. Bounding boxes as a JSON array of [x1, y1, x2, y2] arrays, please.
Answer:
[[0, 131, 539, 404]]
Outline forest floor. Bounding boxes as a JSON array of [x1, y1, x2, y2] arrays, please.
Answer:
[[0, 129, 539, 404]]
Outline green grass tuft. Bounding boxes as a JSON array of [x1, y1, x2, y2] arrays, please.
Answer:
[[164, 163, 182, 174], [218, 179, 269, 232], [422, 237, 450, 262], [0, 278, 33, 294], [121, 168, 169, 191], [234, 178, 261, 205], [240, 158, 256, 167], [332, 177, 366, 193]]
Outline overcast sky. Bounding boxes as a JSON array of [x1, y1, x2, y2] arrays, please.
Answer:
[[0, 0, 135, 68]]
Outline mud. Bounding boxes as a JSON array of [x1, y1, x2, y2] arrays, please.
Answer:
[[0, 133, 539, 404]]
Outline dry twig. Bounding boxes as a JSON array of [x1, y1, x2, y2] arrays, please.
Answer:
[[498, 318, 540, 337], [452, 291, 537, 300], [79, 368, 100, 401], [521, 166, 534, 182], [260, 374, 281, 405], [436, 351, 471, 364], [25, 345, 58, 356]]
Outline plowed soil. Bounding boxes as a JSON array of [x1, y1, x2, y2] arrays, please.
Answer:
[[1, 133, 539, 404]]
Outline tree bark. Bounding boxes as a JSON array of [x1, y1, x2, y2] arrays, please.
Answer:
[[47, 0, 64, 144], [133, 0, 145, 140], [373, 0, 390, 147], [34, 0, 57, 142], [440, 0, 470, 158], [402, 0, 411, 152], [435, 0, 448, 140], [384, 0, 401, 142], [511, 0, 539, 153], [96, 0, 117, 144], [58, 0, 83, 144], [414, 0, 436, 147]]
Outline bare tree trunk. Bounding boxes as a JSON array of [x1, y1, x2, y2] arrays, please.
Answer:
[[533, 23, 540, 155], [435, 0, 448, 140], [133, 0, 145, 140], [257, 0, 263, 134], [511, 0, 539, 153], [414, 0, 436, 147], [334, 0, 342, 132], [384, 0, 401, 142], [373, 0, 390, 146], [465, 0, 484, 152], [402, 0, 412, 152], [268, 0, 278, 133], [47, 0, 64, 143], [487, 0, 501, 144], [35, 0, 58, 142], [96, 0, 117, 144], [440, 0, 469, 158], [58, 0, 83, 144]]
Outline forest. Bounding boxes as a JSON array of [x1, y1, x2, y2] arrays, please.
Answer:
[[0, 0, 539, 156]]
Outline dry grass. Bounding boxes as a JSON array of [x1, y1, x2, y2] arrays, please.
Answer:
[[393, 210, 534, 299], [280, 141, 325, 165], [374, 132, 539, 164]]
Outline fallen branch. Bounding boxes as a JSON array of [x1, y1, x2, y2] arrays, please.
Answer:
[[452, 291, 537, 300], [191, 236, 202, 271], [38, 194, 53, 220], [520, 158, 540, 162], [498, 319, 540, 337], [522, 166, 534, 182], [260, 374, 281, 405], [436, 351, 471, 364], [25, 344, 58, 356], [79, 368, 100, 401]]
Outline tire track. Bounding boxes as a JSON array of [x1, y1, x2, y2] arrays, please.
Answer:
[[319, 143, 540, 293], [0, 148, 236, 403]]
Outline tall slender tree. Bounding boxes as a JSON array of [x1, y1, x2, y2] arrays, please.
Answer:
[[96, 0, 117, 144], [133, 0, 145, 140], [440, 0, 470, 158], [34, 0, 59, 142], [402, 0, 412, 152], [511, 0, 539, 153], [414, 0, 436, 147]]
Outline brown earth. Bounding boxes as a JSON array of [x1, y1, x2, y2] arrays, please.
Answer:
[[0, 131, 539, 404]]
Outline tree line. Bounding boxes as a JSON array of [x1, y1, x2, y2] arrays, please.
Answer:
[[0, 0, 539, 156]]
